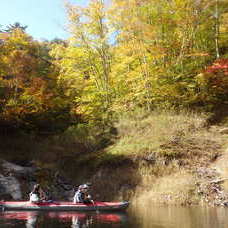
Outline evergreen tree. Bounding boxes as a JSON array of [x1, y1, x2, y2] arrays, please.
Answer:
[[4, 22, 27, 33]]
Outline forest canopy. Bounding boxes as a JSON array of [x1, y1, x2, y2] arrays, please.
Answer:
[[0, 0, 228, 133]]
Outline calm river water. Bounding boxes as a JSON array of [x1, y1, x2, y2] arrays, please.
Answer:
[[0, 204, 228, 228]]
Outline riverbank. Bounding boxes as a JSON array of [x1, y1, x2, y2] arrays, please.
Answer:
[[106, 110, 228, 206], [0, 109, 228, 206]]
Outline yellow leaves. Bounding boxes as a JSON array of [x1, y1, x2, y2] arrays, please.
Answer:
[[185, 53, 210, 57], [3, 30, 32, 52], [51, 46, 91, 95], [0, 32, 10, 40], [65, 1, 82, 23], [196, 73, 208, 85]]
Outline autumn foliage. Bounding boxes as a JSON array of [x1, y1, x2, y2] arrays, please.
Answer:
[[195, 59, 228, 105], [0, 29, 72, 132], [0, 0, 228, 133], [206, 59, 228, 74]]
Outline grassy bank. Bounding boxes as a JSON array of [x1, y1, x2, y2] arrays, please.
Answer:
[[58, 109, 227, 204], [106, 109, 220, 162], [0, 108, 227, 204]]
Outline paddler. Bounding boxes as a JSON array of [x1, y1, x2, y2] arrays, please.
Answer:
[[73, 184, 93, 204], [29, 184, 47, 203]]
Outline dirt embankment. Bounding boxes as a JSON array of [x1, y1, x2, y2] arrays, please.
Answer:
[[133, 128, 228, 207]]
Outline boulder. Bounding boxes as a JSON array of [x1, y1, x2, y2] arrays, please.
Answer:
[[0, 174, 22, 200], [1, 159, 35, 175]]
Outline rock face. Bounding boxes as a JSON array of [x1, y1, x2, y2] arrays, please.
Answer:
[[0, 174, 22, 200], [1, 160, 34, 174], [0, 160, 74, 201], [0, 160, 35, 200]]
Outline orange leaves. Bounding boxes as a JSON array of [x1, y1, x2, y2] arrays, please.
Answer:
[[0, 28, 68, 129], [206, 59, 228, 75]]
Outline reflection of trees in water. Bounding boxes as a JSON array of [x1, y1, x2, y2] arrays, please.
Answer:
[[131, 204, 228, 228]]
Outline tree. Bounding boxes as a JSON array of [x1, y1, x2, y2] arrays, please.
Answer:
[[58, 0, 113, 121], [108, 0, 226, 109], [4, 22, 27, 33], [0, 29, 72, 132]]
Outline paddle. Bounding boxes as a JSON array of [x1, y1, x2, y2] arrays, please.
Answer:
[[91, 200, 99, 213]]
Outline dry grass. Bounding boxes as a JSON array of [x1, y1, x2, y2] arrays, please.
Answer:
[[106, 109, 222, 166], [99, 109, 226, 205], [133, 170, 199, 206]]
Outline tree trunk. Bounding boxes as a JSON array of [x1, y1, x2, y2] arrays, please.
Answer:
[[215, 0, 220, 59]]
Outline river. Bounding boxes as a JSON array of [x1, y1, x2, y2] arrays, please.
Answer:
[[0, 204, 228, 228]]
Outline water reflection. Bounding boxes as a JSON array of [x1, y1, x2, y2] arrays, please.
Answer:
[[1, 205, 228, 228], [0, 210, 128, 228], [131, 203, 228, 228], [25, 212, 37, 228], [71, 214, 92, 228]]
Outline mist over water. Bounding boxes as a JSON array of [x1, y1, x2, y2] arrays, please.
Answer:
[[1, 203, 228, 228]]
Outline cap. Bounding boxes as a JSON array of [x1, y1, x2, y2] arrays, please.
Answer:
[[82, 184, 89, 189], [78, 184, 89, 190]]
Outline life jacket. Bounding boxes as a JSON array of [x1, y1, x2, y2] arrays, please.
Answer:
[[29, 193, 40, 202], [29, 189, 40, 202]]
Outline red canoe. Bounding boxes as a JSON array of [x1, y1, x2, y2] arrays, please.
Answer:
[[0, 201, 129, 211]]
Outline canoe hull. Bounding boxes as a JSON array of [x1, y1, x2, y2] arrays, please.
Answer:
[[0, 201, 129, 211]]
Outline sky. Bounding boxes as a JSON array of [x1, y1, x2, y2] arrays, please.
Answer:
[[0, 0, 87, 41]]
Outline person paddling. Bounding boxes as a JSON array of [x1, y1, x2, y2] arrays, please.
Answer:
[[73, 184, 93, 204], [29, 184, 47, 203]]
